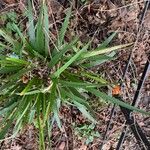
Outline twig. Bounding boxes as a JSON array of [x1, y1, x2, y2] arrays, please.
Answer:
[[116, 59, 150, 150]]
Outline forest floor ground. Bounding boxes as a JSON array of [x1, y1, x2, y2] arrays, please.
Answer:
[[0, 0, 150, 149]]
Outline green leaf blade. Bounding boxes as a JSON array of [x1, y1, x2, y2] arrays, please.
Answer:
[[88, 88, 150, 115]]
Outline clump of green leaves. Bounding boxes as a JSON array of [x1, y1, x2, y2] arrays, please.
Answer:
[[0, 1, 149, 149], [0, 11, 22, 36], [74, 123, 101, 145]]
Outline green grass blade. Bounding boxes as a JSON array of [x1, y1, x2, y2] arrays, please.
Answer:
[[81, 43, 133, 59], [74, 101, 97, 123], [0, 42, 11, 49], [81, 71, 109, 85], [15, 101, 30, 127], [6, 57, 29, 65], [26, 43, 45, 59], [0, 29, 22, 54], [59, 80, 100, 88], [12, 23, 25, 42], [0, 80, 16, 92], [0, 29, 15, 45], [86, 53, 115, 61], [28, 109, 36, 124], [27, 0, 35, 45], [53, 43, 89, 78], [82, 52, 116, 68], [43, 3, 50, 56], [82, 57, 114, 68], [63, 71, 81, 82], [63, 89, 96, 122], [97, 32, 117, 49], [68, 87, 86, 100], [58, 8, 72, 47], [52, 98, 62, 130], [65, 89, 92, 110], [44, 81, 57, 124], [46, 118, 52, 149], [87, 88, 150, 115], [17, 89, 42, 95], [36, 94, 45, 150], [19, 78, 36, 96], [0, 68, 32, 92], [8, 67, 32, 81], [11, 23, 26, 56], [49, 37, 78, 68], [0, 102, 18, 116], [13, 120, 23, 137], [0, 117, 14, 140], [0, 66, 23, 74], [35, 6, 44, 53]]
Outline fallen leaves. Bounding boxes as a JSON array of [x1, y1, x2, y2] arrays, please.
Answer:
[[58, 142, 66, 150], [4, 0, 16, 4]]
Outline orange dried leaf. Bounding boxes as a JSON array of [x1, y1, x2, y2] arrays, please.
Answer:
[[112, 85, 121, 95]]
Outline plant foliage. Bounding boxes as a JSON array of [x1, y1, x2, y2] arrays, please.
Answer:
[[0, 1, 149, 149]]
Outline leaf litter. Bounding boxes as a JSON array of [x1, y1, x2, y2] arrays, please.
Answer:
[[0, 0, 150, 149]]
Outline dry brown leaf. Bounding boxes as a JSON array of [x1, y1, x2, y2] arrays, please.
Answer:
[[48, 0, 62, 14], [79, 144, 87, 150], [4, 0, 16, 4], [11, 144, 22, 150], [58, 142, 66, 150]]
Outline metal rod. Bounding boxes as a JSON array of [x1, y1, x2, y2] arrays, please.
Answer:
[[116, 125, 127, 150], [100, 1, 150, 149], [116, 60, 150, 149], [99, 104, 115, 150]]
